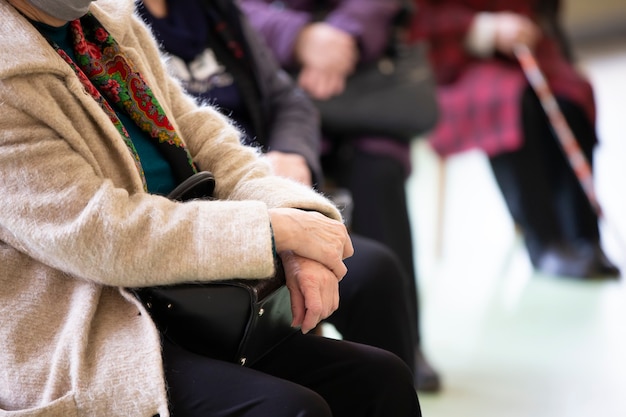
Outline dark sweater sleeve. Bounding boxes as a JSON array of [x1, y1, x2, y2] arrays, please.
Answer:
[[241, 16, 324, 185]]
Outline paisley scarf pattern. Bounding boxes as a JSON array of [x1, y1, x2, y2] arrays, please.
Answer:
[[50, 13, 198, 189]]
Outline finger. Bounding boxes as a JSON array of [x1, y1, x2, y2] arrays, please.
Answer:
[[312, 80, 334, 100], [321, 277, 340, 319], [315, 265, 339, 319], [297, 70, 317, 95], [299, 71, 331, 100], [309, 73, 337, 100], [289, 285, 306, 329], [328, 288, 339, 318], [301, 296, 323, 334], [326, 76, 346, 98], [342, 233, 354, 259], [329, 260, 348, 281], [281, 251, 306, 328]]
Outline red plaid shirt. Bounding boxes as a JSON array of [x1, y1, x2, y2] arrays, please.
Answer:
[[409, 0, 596, 157]]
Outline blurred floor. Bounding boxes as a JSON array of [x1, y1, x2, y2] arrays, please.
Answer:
[[406, 36, 626, 416]]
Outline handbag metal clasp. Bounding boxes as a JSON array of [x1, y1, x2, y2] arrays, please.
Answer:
[[377, 58, 395, 75]]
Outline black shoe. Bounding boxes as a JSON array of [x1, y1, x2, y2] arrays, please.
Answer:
[[535, 242, 620, 279], [578, 241, 620, 278], [414, 348, 441, 392]]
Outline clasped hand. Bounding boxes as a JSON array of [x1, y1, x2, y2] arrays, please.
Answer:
[[266, 151, 312, 186], [493, 12, 541, 56], [269, 208, 353, 333], [294, 22, 358, 100]]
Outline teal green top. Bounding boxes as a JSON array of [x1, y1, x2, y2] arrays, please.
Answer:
[[35, 21, 176, 195]]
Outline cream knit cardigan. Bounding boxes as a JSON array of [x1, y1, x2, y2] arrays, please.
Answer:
[[0, 0, 341, 415]]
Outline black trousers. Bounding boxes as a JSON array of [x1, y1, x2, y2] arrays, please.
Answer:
[[328, 233, 418, 376], [323, 150, 420, 344], [162, 332, 421, 417], [489, 87, 600, 263]]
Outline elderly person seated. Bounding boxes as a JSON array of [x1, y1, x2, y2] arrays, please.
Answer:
[[0, 0, 422, 416]]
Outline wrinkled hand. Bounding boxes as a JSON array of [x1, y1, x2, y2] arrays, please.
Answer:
[[294, 22, 358, 74], [281, 251, 340, 334], [294, 22, 358, 99], [494, 12, 541, 56], [269, 207, 353, 281], [266, 151, 312, 186]]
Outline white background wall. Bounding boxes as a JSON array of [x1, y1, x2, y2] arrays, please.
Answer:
[[563, 0, 626, 39]]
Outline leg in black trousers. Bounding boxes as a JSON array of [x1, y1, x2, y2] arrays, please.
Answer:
[[162, 333, 421, 417], [488, 87, 618, 278], [327, 234, 417, 377], [163, 336, 331, 417], [322, 147, 440, 391], [254, 333, 421, 417]]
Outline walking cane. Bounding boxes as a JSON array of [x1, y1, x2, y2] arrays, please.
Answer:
[[513, 43, 626, 255]]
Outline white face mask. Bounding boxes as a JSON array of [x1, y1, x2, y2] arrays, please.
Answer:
[[26, 0, 94, 21]]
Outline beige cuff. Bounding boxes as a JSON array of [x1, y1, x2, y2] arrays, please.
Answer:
[[464, 12, 497, 57]]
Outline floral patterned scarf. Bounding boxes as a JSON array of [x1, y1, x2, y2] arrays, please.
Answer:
[[48, 13, 198, 189]]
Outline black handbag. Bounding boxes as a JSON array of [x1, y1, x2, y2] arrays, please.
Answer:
[[308, 2, 438, 142], [312, 41, 438, 142], [135, 172, 298, 366]]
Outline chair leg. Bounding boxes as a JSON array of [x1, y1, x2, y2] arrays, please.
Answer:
[[434, 155, 447, 259]]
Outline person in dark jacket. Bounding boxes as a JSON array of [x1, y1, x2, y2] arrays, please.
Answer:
[[238, 0, 441, 391], [138, 0, 439, 392], [409, 0, 619, 279]]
